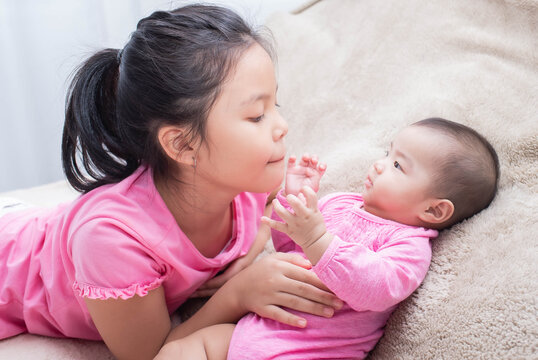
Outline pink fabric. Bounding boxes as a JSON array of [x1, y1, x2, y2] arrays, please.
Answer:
[[228, 191, 437, 360], [0, 166, 267, 340]]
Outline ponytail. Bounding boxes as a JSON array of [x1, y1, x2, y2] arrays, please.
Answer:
[[62, 49, 139, 193]]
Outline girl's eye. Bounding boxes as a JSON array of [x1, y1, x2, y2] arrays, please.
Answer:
[[250, 114, 264, 123], [275, 103, 281, 107], [394, 161, 402, 170]]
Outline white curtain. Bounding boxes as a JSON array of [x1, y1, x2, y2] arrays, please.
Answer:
[[0, 0, 303, 192]]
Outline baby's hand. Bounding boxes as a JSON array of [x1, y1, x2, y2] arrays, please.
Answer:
[[262, 186, 327, 249], [285, 154, 326, 196]]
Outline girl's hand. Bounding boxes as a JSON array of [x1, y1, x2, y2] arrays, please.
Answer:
[[263, 186, 327, 249], [191, 254, 254, 297], [285, 154, 326, 196], [192, 203, 274, 298], [225, 252, 343, 328]]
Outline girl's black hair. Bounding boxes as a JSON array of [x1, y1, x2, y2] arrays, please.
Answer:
[[62, 4, 273, 193]]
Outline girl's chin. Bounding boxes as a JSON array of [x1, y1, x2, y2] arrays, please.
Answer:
[[251, 173, 284, 193]]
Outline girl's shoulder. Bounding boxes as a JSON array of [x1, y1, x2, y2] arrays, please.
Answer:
[[68, 166, 175, 246]]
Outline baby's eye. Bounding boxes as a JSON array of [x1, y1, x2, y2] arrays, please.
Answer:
[[250, 114, 264, 123], [394, 161, 402, 170], [275, 103, 281, 107], [384, 150, 389, 157]]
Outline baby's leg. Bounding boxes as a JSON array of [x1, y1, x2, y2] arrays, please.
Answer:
[[159, 323, 235, 360]]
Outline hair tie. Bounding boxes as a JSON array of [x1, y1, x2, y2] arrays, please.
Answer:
[[117, 48, 124, 63]]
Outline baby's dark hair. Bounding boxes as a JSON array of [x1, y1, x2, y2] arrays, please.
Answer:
[[62, 5, 274, 193], [412, 118, 500, 228]]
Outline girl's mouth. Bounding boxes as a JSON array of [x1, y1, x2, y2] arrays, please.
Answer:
[[268, 158, 284, 165], [268, 154, 285, 164]]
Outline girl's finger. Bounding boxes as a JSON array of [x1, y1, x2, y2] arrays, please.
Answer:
[[275, 291, 336, 319], [189, 288, 217, 298], [271, 252, 312, 269], [282, 273, 341, 308], [259, 304, 308, 328], [201, 272, 229, 289]]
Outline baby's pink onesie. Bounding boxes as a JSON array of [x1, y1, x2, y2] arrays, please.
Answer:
[[227, 191, 437, 360]]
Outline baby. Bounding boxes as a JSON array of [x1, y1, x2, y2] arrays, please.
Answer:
[[157, 117, 499, 359]]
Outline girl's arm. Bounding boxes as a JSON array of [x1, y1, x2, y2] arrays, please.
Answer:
[[84, 252, 342, 360], [84, 287, 171, 360], [166, 252, 342, 341]]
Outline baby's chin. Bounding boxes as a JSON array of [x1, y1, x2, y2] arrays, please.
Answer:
[[361, 199, 409, 225]]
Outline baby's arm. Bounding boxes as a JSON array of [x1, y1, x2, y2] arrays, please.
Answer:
[[265, 187, 333, 264], [263, 154, 333, 264], [311, 234, 433, 312]]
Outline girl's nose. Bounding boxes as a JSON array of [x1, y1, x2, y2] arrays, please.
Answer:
[[273, 113, 288, 141]]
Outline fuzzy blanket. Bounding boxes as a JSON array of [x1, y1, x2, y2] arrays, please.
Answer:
[[1, 0, 537, 358]]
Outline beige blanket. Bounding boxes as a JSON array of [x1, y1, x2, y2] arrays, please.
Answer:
[[1, 0, 536, 358]]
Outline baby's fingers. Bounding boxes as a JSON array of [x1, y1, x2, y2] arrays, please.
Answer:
[[318, 162, 327, 175], [261, 216, 287, 234], [272, 198, 294, 222], [300, 186, 319, 209], [287, 155, 297, 169], [286, 194, 309, 217], [299, 153, 311, 167]]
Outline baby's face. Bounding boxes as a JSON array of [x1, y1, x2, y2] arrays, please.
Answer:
[[362, 125, 448, 226]]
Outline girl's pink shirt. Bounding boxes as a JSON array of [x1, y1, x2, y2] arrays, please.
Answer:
[[0, 166, 268, 340]]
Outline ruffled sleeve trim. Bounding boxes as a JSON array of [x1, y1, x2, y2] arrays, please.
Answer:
[[72, 276, 165, 300]]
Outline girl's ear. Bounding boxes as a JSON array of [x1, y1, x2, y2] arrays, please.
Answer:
[[157, 125, 196, 166], [419, 198, 454, 226]]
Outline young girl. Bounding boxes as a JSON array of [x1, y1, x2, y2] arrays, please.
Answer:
[[0, 5, 343, 360], [156, 118, 500, 359]]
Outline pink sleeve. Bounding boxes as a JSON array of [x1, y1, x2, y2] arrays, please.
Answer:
[[313, 234, 432, 312], [70, 219, 168, 300]]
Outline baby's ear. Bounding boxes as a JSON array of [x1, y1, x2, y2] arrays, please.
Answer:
[[157, 125, 197, 166], [419, 198, 454, 226]]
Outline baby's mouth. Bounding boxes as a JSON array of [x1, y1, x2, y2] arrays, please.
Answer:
[[364, 175, 373, 188]]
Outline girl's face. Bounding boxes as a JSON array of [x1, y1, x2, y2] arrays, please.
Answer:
[[195, 43, 288, 194], [362, 126, 446, 226]]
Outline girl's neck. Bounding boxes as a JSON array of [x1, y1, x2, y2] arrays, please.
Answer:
[[155, 173, 236, 258]]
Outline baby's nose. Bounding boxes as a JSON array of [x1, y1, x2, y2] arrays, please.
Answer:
[[374, 162, 384, 173]]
